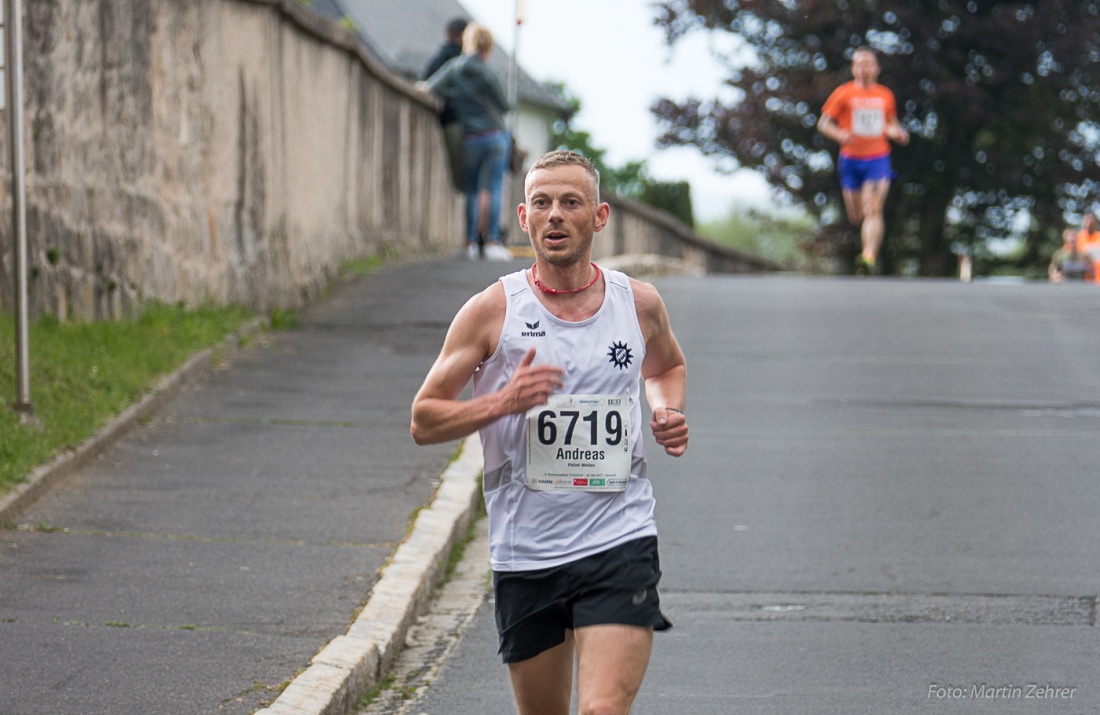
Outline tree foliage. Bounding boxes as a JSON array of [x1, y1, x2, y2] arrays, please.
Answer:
[[546, 82, 696, 227], [653, 0, 1100, 275]]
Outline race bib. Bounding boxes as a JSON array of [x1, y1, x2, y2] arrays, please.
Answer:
[[525, 394, 631, 492], [851, 107, 885, 136]]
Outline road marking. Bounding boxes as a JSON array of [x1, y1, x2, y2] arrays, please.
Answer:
[[661, 591, 1097, 626]]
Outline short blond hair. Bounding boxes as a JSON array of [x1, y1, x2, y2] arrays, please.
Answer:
[[462, 23, 493, 55], [526, 150, 601, 202]]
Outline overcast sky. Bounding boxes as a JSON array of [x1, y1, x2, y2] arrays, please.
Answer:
[[457, 0, 774, 221]]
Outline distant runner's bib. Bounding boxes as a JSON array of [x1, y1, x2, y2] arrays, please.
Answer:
[[526, 394, 631, 492], [852, 107, 885, 136]]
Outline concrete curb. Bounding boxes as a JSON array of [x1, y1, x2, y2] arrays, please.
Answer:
[[0, 318, 266, 525], [255, 434, 484, 715]]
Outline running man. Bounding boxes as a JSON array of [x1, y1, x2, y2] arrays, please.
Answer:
[[411, 150, 689, 715], [818, 46, 909, 275], [1075, 212, 1100, 283]]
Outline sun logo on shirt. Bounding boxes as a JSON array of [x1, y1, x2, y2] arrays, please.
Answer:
[[607, 341, 633, 370]]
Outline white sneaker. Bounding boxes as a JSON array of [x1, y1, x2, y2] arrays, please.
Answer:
[[466, 243, 480, 261], [483, 243, 513, 262]]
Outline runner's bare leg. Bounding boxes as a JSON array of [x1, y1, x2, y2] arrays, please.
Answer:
[[575, 625, 653, 715], [508, 631, 574, 715], [842, 188, 864, 226], [859, 178, 892, 262]]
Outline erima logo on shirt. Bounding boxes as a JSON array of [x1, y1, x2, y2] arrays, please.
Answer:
[[521, 320, 545, 337]]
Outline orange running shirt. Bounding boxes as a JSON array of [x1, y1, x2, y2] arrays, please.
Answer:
[[821, 82, 898, 159], [1076, 229, 1100, 256], [1076, 230, 1100, 283]]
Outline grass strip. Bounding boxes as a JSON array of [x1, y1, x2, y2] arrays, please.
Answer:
[[0, 301, 254, 494]]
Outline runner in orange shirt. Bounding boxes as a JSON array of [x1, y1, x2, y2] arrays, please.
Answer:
[[818, 47, 909, 275], [1049, 228, 1091, 282], [1075, 213, 1100, 283]]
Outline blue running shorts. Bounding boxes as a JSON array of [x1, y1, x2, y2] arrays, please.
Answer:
[[838, 154, 894, 190]]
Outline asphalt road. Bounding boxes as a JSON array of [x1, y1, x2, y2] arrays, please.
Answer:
[[6, 265, 1100, 715], [0, 258, 520, 715], [394, 275, 1100, 715]]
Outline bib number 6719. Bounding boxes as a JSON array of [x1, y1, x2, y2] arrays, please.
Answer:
[[535, 409, 623, 447]]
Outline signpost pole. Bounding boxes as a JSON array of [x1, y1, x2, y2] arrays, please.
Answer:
[[5, 0, 34, 421]]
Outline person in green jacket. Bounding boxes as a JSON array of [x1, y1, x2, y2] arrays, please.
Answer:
[[423, 23, 514, 262]]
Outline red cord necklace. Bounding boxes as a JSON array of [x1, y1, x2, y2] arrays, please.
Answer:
[[531, 262, 601, 295]]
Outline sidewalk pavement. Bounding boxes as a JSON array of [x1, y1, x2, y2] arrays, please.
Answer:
[[0, 257, 524, 715]]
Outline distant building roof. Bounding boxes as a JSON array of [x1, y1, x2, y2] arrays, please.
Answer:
[[336, 0, 570, 115]]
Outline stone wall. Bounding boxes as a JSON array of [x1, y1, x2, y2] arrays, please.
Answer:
[[0, 0, 462, 319], [598, 193, 786, 274], [0, 0, 780, 321]]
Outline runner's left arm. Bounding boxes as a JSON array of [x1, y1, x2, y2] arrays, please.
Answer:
[[633, 280, 689, 457], [885, 117, 909, 145]]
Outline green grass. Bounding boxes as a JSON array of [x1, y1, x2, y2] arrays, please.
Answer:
[[355, 676, 397, 709], [339, 255, 385, 277], [444, 476, 486, 583], [0, 302, 254, 495], [340, 243, 396, 279], [267, 307, 300, 331]]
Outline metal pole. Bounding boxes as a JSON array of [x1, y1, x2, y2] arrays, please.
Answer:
[[509, 0, 527, 142], [508, 0, 522, 130], [5, 0, 33, 420], [506, 0, 524, 235]]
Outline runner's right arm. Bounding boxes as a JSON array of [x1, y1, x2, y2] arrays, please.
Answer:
[[410, 284, 564, 445], [817, 113, 850, 146]]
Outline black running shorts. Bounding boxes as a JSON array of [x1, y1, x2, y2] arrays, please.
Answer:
[[492, 536, 672, 664]]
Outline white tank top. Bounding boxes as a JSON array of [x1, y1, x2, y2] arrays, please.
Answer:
[[474, 267, 657, 571]]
